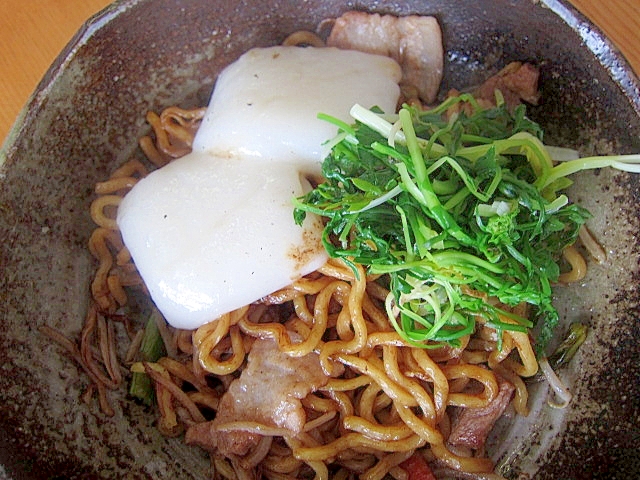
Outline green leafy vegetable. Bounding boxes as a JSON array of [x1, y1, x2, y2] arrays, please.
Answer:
[[530, 322, 588, 383], [546, 322, 588, 369], [294, 95, 640, 352], [129, 309, 166, 405]]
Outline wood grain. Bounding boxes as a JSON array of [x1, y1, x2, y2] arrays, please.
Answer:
[[0, 0, 112, 144], [0, 0, 639, 144], [570, 0, 640, 72]]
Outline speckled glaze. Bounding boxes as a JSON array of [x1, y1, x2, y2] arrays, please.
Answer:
[[0, 0, 638, 478]]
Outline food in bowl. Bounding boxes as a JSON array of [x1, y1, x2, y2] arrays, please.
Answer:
[[25, 5, 640, 480]]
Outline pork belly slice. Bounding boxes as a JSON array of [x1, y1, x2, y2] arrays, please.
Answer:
[[186, 337, 331, 457], [327, 10, 444, 104], [473, 62, 540, 109], [447, 376, 516, 450]]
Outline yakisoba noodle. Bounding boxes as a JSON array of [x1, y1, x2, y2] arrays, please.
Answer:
[[52, 39, 601, 480], [82, 117, 544, 479]]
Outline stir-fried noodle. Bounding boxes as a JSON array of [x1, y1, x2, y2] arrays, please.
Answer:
[[41, 35, 602, 480], [42, 103, 577, 480]]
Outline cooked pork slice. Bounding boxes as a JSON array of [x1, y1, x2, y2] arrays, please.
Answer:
[[185, 420, 219, 452], [327, 11, 444, 104], [447, 376, 516, 450], [186, 337, 330, 457], [473, 62, 540, 109]]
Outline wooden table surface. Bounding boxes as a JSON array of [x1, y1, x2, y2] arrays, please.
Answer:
[[1, 0, 639, 145]]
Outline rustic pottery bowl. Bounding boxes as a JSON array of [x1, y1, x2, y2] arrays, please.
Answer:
[[1, 0, 639, 478]]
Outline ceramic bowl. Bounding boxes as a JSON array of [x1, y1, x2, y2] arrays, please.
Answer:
[[1, 0, 639, 478]]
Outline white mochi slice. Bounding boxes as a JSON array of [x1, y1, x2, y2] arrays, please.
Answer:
[[117, 45, 402, 330], [117, 153, 327, 330], [192, 46, 402, 177]]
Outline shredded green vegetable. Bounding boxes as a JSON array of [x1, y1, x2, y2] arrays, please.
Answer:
[[129, 309, 166, 405], [546, 322, 588, 369], [530, 322, 588, 382], [294, 94, 640, 352]]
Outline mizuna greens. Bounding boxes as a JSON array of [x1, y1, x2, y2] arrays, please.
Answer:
[[294, 94, 640, 352]]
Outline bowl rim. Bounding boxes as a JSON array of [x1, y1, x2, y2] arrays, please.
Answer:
[[1, 0, 640, 478]]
